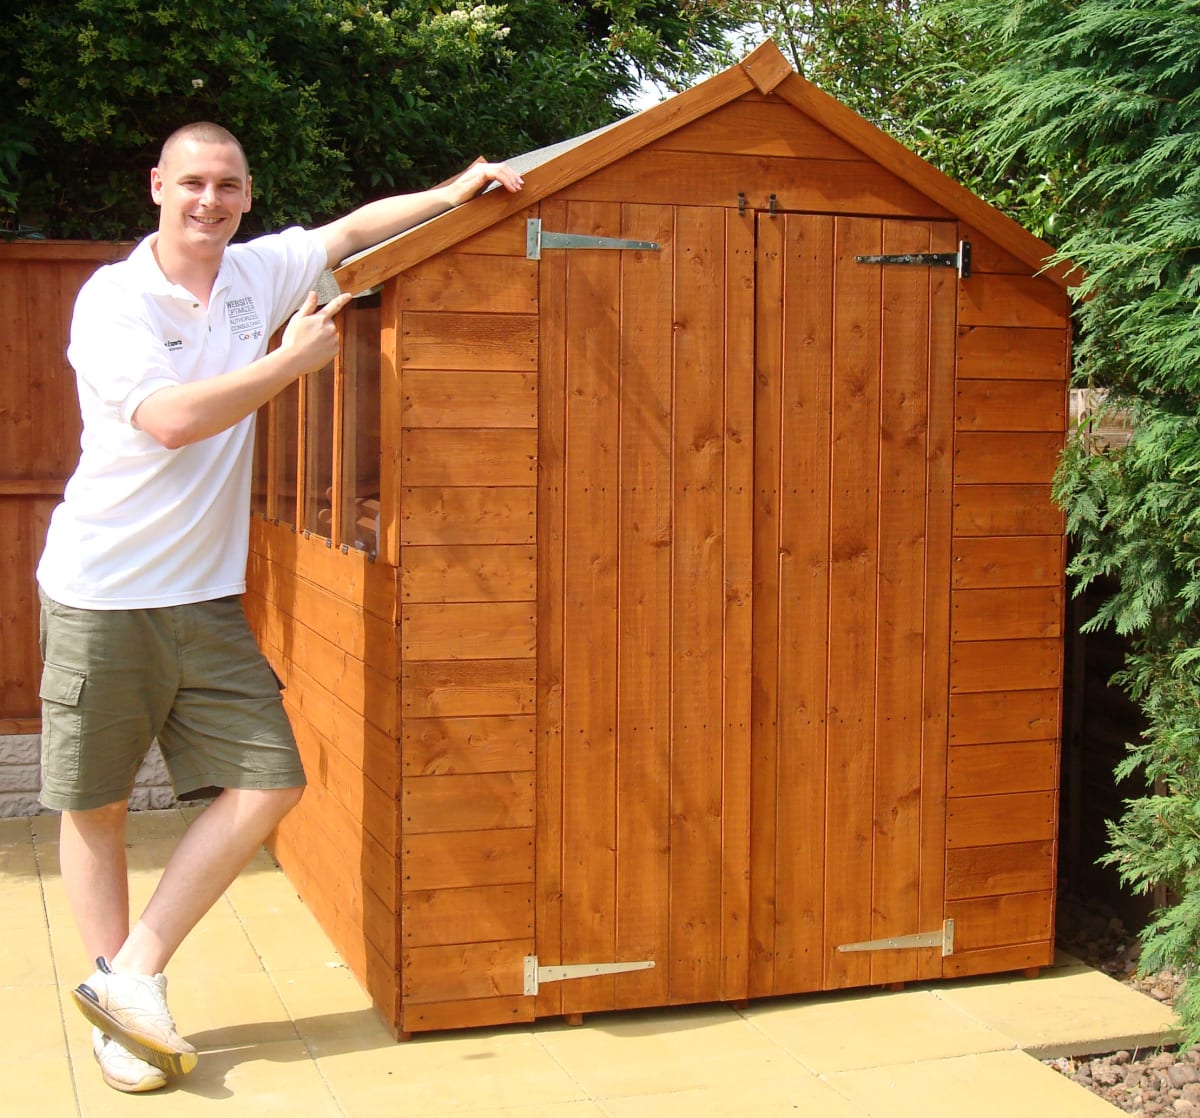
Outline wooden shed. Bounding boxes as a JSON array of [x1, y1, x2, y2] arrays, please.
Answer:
[[245, 40, 1072, 1037]]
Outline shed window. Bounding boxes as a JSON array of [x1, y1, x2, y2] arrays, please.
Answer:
[[251, 402, 270, 518], [252, 295, 381, 558], [340, 292, 382, 556], [302, 359, 335, 537], [270, 379, 300, 525]]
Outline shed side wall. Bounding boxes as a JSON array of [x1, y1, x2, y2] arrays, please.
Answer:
[[247, 521, 402, 1028], [393, 212, 541, 1034], [944, 225, 1069, 976]]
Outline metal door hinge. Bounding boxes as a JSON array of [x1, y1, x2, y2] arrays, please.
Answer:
[[523, 955, 656, 995], [837, 918, 955, 957], [855, 240, 971, 278], [526, 218, 660, 260]]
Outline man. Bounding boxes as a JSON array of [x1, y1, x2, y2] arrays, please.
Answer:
[[35, 122, 523, 1093]]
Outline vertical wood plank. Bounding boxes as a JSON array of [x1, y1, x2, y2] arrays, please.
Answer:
[[870, 219, 931, 986], [720, 207, 756, 1002], [748, 212, 784, 998], [823, 216, 881, 989], [918, 220, 958, 981], [614, 203, 674, 1009], [669, 205, 727, 1005], [535, 199, 567, 1019], [0, 261, 31, 477], [561, 200, 622, 1014], [771, 213, 834, 995], [26, 263, 69, 479]]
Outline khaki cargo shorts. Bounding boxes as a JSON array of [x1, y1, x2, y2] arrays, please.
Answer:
[[38, 591, 306, 812]]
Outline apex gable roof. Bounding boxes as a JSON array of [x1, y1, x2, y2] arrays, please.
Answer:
[[330, 40, 1071, 297]]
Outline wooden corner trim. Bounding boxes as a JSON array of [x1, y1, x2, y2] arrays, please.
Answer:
[[740, 39, 794, 95]]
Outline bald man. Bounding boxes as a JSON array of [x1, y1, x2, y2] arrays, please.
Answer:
[[37, 122, 522, 1092]]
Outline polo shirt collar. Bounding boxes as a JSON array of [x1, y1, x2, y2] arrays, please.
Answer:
[[129, 233, 235, 303]]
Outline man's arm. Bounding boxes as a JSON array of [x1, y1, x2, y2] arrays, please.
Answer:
[[132, 292, 352, 449], [133, 162, 522, 449], [317, 161, 524, 268]]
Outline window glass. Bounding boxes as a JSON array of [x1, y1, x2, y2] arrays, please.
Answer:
[[254, 295, 380, 547], [340, 294, 382, 557], [251, 403, 269, 518], [302, 360, 335, 537], [274, 378, 300, 527]]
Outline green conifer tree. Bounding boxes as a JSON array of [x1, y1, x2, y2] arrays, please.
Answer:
[[944, 0, 1200, 1041]]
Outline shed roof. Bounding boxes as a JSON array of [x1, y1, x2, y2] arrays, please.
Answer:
[[328, 40, 1073, 298]]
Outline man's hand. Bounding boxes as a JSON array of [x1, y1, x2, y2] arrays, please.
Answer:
[[280, 291, 352, 373], [318, 160, 524, 267], [132, 290, 351, 449], [443, 161, 525, 206]]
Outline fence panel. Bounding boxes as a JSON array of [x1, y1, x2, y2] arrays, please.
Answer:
[[0, 241, 131, 730]]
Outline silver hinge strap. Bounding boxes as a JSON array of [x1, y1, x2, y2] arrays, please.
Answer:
[[526, 218, 660, 260], [837, 918, 955, 957], [523, 956, 656, 995], [855, 240, 971, 278]]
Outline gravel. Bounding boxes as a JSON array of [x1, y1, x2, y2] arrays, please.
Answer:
[[1048, 892, 1191, 1116]]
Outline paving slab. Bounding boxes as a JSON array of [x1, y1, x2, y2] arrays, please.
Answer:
[[827, 1049, 1125, 1118], [933, 954, 1178, 1058], [740, 987, 1012, 1071]]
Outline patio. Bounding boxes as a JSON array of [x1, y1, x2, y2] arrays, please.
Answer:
[[0, 808, 1176, 1117]]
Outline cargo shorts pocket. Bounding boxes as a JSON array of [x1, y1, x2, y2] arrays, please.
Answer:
[[39, 662, 87, 783]]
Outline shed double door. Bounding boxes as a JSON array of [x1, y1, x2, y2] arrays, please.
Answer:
[[535, 199, 957, 1019]]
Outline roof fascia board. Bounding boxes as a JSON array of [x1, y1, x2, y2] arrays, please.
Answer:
[[332, 64, 758, 294], [771, 72, 1077, 289]]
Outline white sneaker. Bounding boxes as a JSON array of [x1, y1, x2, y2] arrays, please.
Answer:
[[72, 957, 197, 1076], [92, 1028, 168, 1093]]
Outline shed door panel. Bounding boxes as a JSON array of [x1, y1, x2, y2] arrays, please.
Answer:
[[536, 200, 755, 1016], [750, 214, 957, 995], [537, 203, 955, 1015]]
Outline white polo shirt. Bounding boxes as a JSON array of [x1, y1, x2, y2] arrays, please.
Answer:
[[37, 227, 327, 609]]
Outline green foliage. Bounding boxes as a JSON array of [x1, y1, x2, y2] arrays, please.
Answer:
[[947, 0, 1200, 1044], [0, 131, 35, 223], [1, 0, 739, 239], [741, 1, 941, 138]]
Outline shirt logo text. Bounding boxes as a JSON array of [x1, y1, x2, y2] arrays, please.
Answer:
[[225, 295, 264, 338]]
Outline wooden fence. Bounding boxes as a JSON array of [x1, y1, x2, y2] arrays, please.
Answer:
[[0, 240, 131, 732]]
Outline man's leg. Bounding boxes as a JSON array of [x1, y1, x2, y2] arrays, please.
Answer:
[[60, 802, 171, 1092], [111, 785, 302, 976], [71, 785, 301, 1075], [59, 801, 131, 964]]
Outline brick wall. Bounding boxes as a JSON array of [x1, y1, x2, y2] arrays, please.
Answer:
[[0, 734, 179, 818]]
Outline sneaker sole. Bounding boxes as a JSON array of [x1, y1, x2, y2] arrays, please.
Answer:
[[95, 1058, 167, 1093], [72, 986, 198, 1077]]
